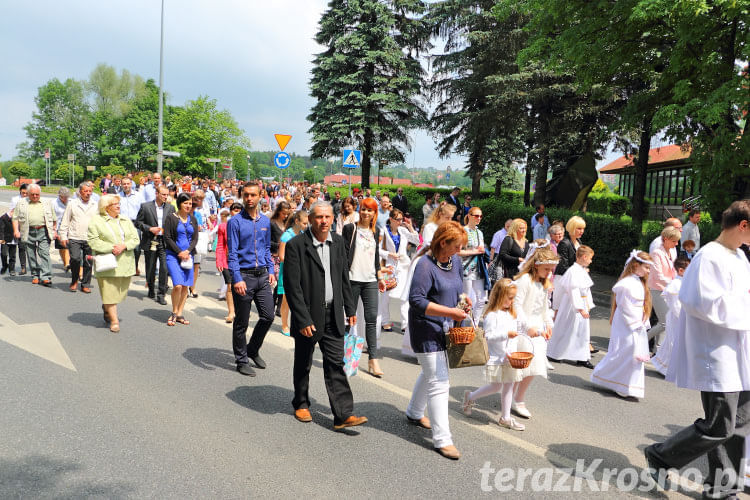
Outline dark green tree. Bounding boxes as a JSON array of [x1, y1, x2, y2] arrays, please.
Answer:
[[308, 0, 430, 189]]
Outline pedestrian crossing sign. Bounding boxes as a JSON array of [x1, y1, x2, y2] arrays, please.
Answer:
[[342, 149, 361, 168]]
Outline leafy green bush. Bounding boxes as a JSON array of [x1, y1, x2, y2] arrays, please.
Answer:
[[472, 198, 640, 275], [100, 164, 127, 176], [587, 192, 630, 218]]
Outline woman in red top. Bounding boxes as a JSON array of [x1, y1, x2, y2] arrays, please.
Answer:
[[216, 203, 243, 323]]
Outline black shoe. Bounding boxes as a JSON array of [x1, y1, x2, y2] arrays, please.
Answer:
[[249, 354, 266, 369], [236, 363, 256, 377], [0, 267, 6, 275], [643, 446, 674, 491], [576, 360, 595, 369], [547, 356, 561, 363], [147, 289, 156, 299], [156, 296, 167, 305], [9, 270, 15, 276], [19, 268, 26, 275]]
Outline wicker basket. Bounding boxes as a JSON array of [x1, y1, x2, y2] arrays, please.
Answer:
[[448, 326, 475, 345], [508, 333, 535, 369]]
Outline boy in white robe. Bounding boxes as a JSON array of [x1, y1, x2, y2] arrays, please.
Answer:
[[645, 200, 750, 498], [590, 250, 653, 398], [650, 256, 689, 376], [548, 245, 595, 367]]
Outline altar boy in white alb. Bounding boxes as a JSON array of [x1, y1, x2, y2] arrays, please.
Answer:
[[548, 245, 595, 367], [645, 200, 750, 499]]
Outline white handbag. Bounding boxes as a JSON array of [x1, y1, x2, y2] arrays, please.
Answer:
[[94, 253, 118, 272], [196, 231, 210, 255], [180, 256, 194, 269]]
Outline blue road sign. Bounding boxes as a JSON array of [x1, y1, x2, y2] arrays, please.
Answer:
[[274, 151, 291, 169], [342, 149, 361, 169]]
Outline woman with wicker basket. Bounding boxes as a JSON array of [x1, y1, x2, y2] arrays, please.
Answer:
[[510, 243, 559, 419], [405, 221, 470, 460], [462, 279, 528, 430]]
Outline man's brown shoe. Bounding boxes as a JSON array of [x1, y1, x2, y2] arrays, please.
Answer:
[[31, 278, 39, 284], [436, 445, 461, 460], [69, 282, 77, 292], [333, 415, 368, 430], [294, 408, 312, 422], [81, 287, 92, 294]]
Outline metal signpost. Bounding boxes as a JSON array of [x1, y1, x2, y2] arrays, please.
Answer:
[[206, 158, 221, 180], [342, 149, 361, 197]]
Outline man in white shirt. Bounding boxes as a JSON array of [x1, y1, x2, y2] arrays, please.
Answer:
[[141, 172, 163, 203], [645, 200, 750, 498], [119, 178, 143, 274], [681, 209, 701, 252], [59, 183, 98, 293], [649, 217, 682, 260], [376, 195, 392, 230]]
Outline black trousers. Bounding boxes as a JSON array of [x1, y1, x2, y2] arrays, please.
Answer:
[[647, 391, 750, 497], [232, 270, 274, 364], [131, 223, 141, 270], [68, 239, 92, 286], [1, 243, 18, 271], [349, 280, 380, 358], [292, 304, 354, 425], [144, 238, 168, 297]]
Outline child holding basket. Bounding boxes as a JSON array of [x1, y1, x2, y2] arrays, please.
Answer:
[[462, 278, 528, 430]]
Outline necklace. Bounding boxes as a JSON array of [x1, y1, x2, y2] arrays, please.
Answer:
[[435, 258, 453, 271]]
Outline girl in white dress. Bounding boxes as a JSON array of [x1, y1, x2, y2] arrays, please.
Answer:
[[651, 255, 690, 376], [590, 250, 653, 398], [548, 245, 595, 366], [511, 243, 559, 419], [462, 279, 528, 430]]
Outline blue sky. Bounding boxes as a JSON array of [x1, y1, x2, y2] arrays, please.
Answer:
[[0, 0, 625, 170]]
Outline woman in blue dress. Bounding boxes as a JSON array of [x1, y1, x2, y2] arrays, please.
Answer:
[[163, 193, 199, 326]]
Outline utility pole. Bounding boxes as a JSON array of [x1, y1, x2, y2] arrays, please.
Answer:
[[157, 0, 165, 173]]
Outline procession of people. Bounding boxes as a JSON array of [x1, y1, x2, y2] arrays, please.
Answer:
[[2, 174, 749, 496]]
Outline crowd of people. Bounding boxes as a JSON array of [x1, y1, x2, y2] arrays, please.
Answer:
[[3, 173, 750, 495]]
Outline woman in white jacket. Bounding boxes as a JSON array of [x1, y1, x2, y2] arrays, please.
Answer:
[[380, 208, 420, 332]]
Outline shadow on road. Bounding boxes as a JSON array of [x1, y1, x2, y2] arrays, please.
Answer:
[[183, 347, 236, 372], [67, 312, 105, 328], [0, 455, 133, 497], [545, 443, 674, 499], [138, 307, 168, 323]]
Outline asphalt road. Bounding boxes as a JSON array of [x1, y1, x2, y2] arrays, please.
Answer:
[[0, 188, 713, 499]]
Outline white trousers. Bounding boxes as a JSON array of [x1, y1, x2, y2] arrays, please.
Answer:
[[463, 279, 487, 321], [648, 291, 668, 347], [406, 351, 452, 448]]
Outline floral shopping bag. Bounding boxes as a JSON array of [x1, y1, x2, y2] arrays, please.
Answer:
[[343, 332, 365, 377]]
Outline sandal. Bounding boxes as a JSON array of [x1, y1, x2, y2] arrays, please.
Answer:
[[109, 323, 120, 333], [175, 315, 190, 325], [225, 315, 235, 323], [167, 313, 176, 326]]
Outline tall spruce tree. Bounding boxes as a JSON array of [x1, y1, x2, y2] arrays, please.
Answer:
[[308, 0, 429, 188]]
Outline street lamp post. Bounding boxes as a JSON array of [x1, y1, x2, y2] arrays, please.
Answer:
[[157, 0, 165, 174]]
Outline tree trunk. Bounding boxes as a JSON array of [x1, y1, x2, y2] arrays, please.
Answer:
[[533, 146, 549, 208], [495, 177, 503, 196], [523, 165, 532, 206], [361, 129, 373, 189], [631, 115, 653, 228], [472, 166, 481, 198]]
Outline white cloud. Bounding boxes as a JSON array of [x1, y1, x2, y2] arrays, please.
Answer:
[[0, 0, 462, 168]]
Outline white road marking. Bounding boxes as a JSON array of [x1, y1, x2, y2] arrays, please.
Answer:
[[0, 311, 76, 371]]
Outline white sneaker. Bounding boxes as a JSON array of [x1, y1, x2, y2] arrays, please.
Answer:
[[462, 390, 475, 416], [546, 359, 555, 371], [615, 391, 630, 398], [511, 401, 532, 419], [498, 416, 525, 431]]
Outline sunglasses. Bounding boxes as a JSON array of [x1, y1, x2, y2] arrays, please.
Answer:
[[470, 214, 482, 218]]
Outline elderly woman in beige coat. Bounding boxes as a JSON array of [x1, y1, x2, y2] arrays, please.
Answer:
[[87, 194, 140, 332]]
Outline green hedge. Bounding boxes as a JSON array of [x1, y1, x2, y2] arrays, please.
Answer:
[[471, 199, 640, 275], [640, 211, 721, 250], [587, 192, 630, 218]]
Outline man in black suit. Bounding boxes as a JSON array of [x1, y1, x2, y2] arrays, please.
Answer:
[[136, 185, 174, 305], [283, 201, 368, 430], [447, 187, 462, 223], [392, 187, 409, 214]]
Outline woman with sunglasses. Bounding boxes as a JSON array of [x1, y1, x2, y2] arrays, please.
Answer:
[[381, 208, 419, 333], [460, 208, 489, 320]]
